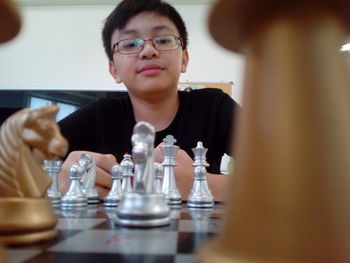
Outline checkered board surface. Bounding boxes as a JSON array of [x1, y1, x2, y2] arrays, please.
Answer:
[[4, 203, 225, 263]]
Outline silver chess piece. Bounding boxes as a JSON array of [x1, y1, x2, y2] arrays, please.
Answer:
[[161, 135, 182, 205], [61, 164, 88, 208], [187, 141, 214, 208], [120, 153, 134, 193], [79, 153, 100, 204], [104, 164, 123, 207], [44, 160, 63, 206], [154, 162, 163, 194], [132, 127, 155, 194], [116, 121, 170, 227]]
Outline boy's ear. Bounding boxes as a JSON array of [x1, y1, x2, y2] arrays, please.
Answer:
[[181, 50, 189, 73], [109, 61, 122, 83]]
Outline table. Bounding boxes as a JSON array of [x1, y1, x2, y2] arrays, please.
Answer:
[[4, 203, 225, 263]]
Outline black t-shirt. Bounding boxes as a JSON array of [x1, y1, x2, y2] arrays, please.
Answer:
[[58, 88, 238, 173]]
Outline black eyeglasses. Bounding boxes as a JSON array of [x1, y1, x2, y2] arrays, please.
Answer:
[[112, 35, 182, 55]]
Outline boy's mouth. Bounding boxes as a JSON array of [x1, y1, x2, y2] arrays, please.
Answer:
[[138, 64, 164, 76]]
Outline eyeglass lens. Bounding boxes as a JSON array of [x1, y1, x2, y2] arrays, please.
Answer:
[[116, 36, 180, 54]]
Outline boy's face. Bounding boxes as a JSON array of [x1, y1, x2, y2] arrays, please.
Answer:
[[109, 12, 189, 99]]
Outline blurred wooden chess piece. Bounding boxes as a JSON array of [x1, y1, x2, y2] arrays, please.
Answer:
[[0, 0, 22, 259], [0, 0, 21, 44], [0, 105, 68, 244], [198, 0, 350, 262], [0, 246, 4, 263]]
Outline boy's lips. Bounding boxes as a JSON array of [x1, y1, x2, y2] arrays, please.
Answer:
[[138, 64, 164, 75]]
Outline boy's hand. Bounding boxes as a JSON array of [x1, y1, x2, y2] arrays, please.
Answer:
[[58, 151, 117, 199]]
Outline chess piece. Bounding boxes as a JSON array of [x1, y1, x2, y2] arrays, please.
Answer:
[[44, 160, 63, 206], [0, 0, 22, 251], [154, 162, 163, 194], [79, 153, 100, 204], [0, 106, 68, 244], [132, 126, 155, 194], [0, 246, 4, 263], [161, 135, 182, 205], [61, 165, 88, 208], [120, 153, 134, 193], [198, 0, 350, 262], [116, 121, 170, 227], [187, 142, 214, 208], [0, 0, 21, 43], [104, 164, 123, 207]]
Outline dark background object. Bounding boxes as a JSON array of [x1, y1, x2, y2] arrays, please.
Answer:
[[0, 90, 128, 125]]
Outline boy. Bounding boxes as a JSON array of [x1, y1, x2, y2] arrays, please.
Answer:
[[58, 0, 238, 201]]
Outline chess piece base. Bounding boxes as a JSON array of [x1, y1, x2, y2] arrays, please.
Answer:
[[61, 196, 87, 208], [116, 193, 170, 227], [87, 197, 100, 204], [0, 228, 57, 245], [0, 198, 57, 245], [83, 188, 100, 204], [103, 198, 120, 207], [167, 197, 182, 205], [187, 200, 214, 208], [48, 196, 61, 205]]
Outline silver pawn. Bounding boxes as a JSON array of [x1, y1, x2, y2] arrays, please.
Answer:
[[121, 153, 134, 193], [187, 141, 214, 208], [79, 154, 100, 204], [154, 162, 163, 194], [161, 135, 182, 205], [61, 164, 88, 208], [104, 164, 123, 207], [44, 160, 63, 206]]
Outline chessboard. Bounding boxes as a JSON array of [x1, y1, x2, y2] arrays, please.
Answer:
[[4, 202, 225, 263]]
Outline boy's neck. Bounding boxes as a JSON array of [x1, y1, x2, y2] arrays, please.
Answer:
[[129, 89, 179, 132]]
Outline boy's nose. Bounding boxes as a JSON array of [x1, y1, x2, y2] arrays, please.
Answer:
[[139, 40, 159, 58]]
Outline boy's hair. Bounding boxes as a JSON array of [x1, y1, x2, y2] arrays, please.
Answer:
[[102, 0, 188, 61]]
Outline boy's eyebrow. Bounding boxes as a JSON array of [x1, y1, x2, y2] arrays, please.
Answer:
[[119, 29, 138, 36], [119, 25, 175, 37], [151, 25, 175, 32]]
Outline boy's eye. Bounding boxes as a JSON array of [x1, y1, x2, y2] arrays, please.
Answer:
[[155, 36, 173, 45], [120, 39, 142, 49]]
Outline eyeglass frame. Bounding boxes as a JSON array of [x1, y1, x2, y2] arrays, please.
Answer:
[[112, 35, 183, 55]]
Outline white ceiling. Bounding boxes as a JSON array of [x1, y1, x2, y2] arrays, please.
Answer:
[[15, 0, 216, 6]]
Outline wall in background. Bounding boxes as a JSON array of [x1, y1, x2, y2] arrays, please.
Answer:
[[0, 4, 245, 104]]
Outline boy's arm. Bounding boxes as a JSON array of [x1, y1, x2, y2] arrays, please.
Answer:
[[206, 173, 230, 202]]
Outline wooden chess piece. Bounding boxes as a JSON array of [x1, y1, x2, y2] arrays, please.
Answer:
[[0, 105, 68, 244], [0, 0, 21, 44], [0, 0, 22, 258], [198, 0, 350, 262], [0, 246, 4, 263]]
